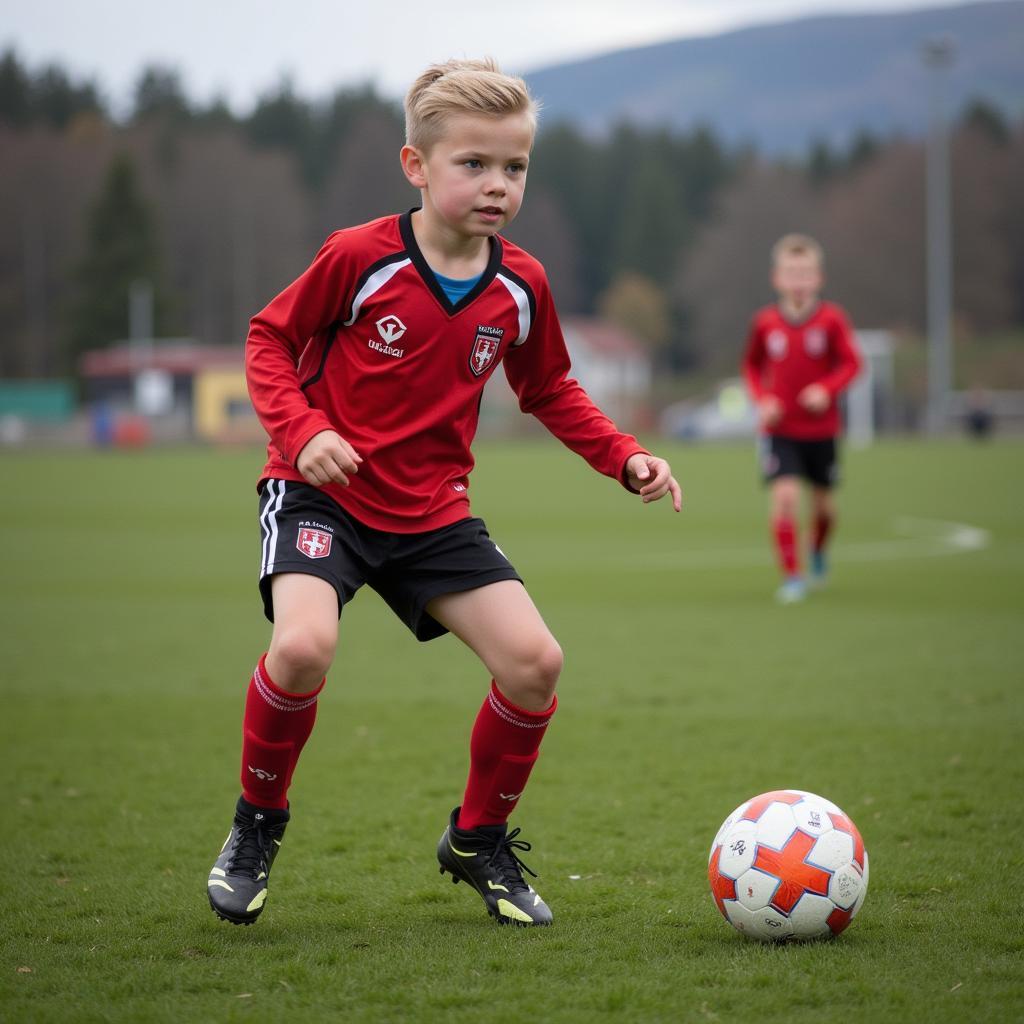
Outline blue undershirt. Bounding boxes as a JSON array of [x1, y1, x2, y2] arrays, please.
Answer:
[[433, 270, 482, 304]]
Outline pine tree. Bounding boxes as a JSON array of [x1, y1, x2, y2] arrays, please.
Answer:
[[68, 153, 164, 360], [0, 50, 31, 127]]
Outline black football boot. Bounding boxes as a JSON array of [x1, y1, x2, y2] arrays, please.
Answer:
[[207, 796, 289, 925], [437, 807, 553, 926]]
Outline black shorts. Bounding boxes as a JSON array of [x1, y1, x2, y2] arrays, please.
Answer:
[[759, 435, 839, 489], [257, 479, 522, 641]]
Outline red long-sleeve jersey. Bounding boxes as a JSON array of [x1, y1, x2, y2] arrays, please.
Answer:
[[742, 301, 862, 439], [246, 211, 647, 533]]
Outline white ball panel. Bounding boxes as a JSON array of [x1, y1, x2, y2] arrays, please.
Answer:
[[792, 790, 843, 814], [828, 863, 865, 911], [793, 800, 835, 837], [712, 800, 753, 849], [809, 829, 855, 871], [851, 851, 870, 916], [723, 900, 759, 936], [755, 802, 798, 848], [735, 868, 779, 911], [724, 901, 794, 941], [748, 906, 794, 941], [716, 824, 757, 879], [787, 893, 834, 939]]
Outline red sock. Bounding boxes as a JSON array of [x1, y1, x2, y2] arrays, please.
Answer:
[[772, 517, 800, 576], [240, 654, 324, 810], [458, 682, 557, 830], [813, 511, 834, 553]]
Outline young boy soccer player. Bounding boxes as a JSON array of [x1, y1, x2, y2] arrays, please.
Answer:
[[742, 234, 861, 604], [207, 59, 681, 928]]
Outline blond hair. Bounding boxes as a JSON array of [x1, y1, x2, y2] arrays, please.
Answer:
[[771, 233, 824, 267], [404, 58, 538, 151]]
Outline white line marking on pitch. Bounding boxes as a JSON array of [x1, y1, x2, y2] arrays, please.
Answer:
[[537, 517, 992, 571]]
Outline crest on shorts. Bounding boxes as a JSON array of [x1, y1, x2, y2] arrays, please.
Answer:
[[804, 327, 827, 357], [767, 329, 788, 360], [470, 325, 504, 377], [297, 528, 332, 559]]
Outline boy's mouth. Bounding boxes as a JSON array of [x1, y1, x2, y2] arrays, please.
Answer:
[[477, 206, 504, 217]]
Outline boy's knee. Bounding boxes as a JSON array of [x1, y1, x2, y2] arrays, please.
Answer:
[[268, 626, 336, 690], [534, 639, 564, 690], [771, 482, 799, 518], [499, 635, 563, 708]]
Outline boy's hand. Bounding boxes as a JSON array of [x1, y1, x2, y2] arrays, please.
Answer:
[[758, 395, 783, 428], [626, 454, 682, 512], [797, 383, 830, 413], [296, 430, 363, 487]]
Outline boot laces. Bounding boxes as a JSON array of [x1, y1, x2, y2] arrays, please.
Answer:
[[227, 820, 272, 878], [485, 828, 537, 894]]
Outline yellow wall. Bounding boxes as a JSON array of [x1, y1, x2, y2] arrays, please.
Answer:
[[193, 370, 263, 442]]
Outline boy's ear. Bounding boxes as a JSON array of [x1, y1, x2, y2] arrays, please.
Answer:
[[401, 145, 427, 189]]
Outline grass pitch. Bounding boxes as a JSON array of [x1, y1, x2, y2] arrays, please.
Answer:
[[2, 438, 1022, 1023]]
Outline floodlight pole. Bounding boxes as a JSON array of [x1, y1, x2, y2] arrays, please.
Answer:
[[129, 278, 154, 369], [922, 35, 955, 435]]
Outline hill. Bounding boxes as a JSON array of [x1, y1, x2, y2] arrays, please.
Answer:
[[524, 0, 1024, 152]]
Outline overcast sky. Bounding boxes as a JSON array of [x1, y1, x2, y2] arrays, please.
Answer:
[[3, 0, 991, 114]]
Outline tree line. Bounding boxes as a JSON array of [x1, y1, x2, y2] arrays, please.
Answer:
[[1, 48, 1021, 384]]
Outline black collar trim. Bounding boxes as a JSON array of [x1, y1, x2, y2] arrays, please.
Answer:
[[398, 209, 503, 316]]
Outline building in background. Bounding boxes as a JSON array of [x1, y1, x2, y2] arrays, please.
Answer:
[[479, 316, 657, 437], [79, 341, 260, 444]]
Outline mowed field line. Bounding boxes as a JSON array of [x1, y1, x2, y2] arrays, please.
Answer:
[[519, 516, 993, 571]]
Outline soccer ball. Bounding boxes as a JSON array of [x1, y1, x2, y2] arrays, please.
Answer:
[[708, 789, 869, 941]]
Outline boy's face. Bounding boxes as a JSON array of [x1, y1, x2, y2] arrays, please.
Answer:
[[403, 111, 533, 239], [772, 252, 823, 308]]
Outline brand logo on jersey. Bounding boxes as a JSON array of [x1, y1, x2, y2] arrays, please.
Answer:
[[804, 326, 827, 357], [470, 324, 504, 377], [297, 528, 332, 559], [376, 314, 407, 344], [368, 314, 407, 358], [767, 329, 788, 360]]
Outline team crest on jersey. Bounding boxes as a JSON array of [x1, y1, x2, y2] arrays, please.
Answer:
[[297, 528, 332, 559], [767, 329, 788, 360], [804, 326, 827, 357], [470, 325, 504, 377]]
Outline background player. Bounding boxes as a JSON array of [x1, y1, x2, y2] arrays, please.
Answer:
[[207, 59, 681, 929], [742, 234, 861, 603]]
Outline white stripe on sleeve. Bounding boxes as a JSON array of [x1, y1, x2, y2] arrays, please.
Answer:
[[496, 273, 532, 347], [344, 258, 412, 326]]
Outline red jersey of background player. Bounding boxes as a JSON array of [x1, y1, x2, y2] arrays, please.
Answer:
[[247, 210, 646, 533], [742, 301, 862, 439]]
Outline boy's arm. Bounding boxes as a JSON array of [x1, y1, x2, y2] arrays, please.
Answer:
[[741, 320, 767, 401], [816, 308, 862, 397], [742, 319, 782, 428], [245, 234, 349, 466], [502, 287, 646, 489], [502, 282, 679, 508]]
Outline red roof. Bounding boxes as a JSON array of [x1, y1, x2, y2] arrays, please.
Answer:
[[79, 341, 243, 377]]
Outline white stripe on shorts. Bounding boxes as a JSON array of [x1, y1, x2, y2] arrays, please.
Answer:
[[259, 480, 286, 578]]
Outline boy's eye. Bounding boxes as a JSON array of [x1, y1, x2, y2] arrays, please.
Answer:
[[507, 163, 526, 174], [464, 159, 482, 169]]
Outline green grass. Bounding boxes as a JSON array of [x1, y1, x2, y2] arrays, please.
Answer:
[[2, 438, 1022, 1022]]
